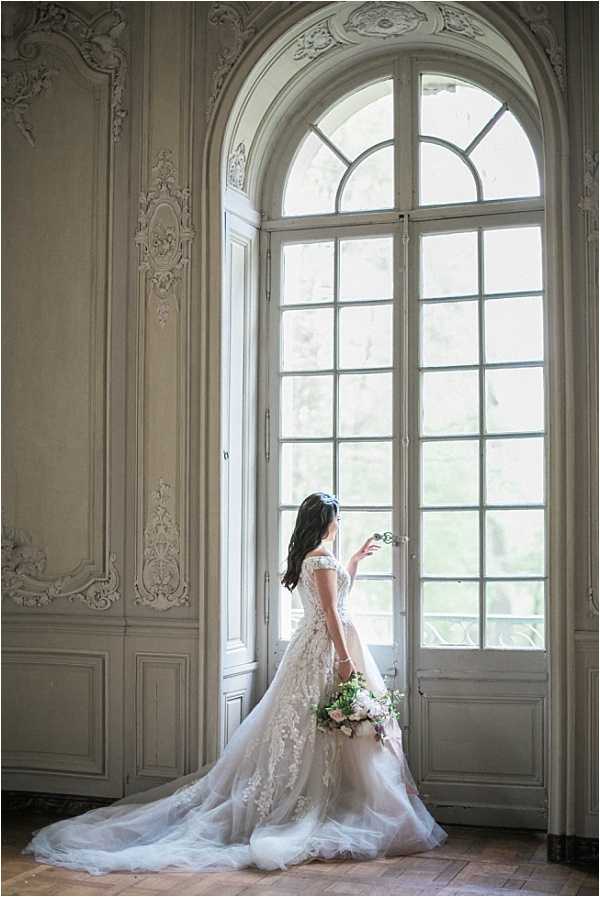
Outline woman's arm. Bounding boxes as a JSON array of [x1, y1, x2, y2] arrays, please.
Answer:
[[314, 568, 356, 681]]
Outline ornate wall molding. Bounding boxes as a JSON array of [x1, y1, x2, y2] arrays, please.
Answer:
[[1, 2, 128, 141], [136, 150, 195, 327], [2, 513, 120, 611], [227, 141, 246, 189], [293, 21, 342, 60], [1, 62, 60, 146], [437, 4, 484, 40], [135, 479, 189, 611], [344, 2, 428, 39], [516, 2, 566, 92], [207, 3, 256, 117], [578, 148, 599, 246]]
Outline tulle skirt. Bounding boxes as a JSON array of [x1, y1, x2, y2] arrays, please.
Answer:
[[23, 619, 448, 875]]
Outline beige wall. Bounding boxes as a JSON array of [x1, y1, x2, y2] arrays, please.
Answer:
[[1, 0, 597, 842]]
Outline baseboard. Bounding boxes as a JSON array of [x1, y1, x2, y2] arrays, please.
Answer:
[[547, 833, 599, 865], [2, 790, 115, 818]]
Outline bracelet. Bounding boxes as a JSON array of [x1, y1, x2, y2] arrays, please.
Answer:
[[337, 655, 351, 662]]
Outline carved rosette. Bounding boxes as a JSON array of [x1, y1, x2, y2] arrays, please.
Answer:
[[293, 21, 342, 60], [517, 3, 566, 92], [136, 479, 189, 611], [227, 141, 246, 190], [1, 3, 128, 141], [344, 2, 428, 39], [1, 62, 60, 146], [1, 513, 120, 610], [437, 4, 484, 40], [136, 150, 195, 327], [207, 3, 256, 117]]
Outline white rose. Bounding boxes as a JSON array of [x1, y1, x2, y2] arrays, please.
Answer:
[[340, 725, 353, 737]]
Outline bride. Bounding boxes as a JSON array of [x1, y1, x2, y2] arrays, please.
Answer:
[[23, 491, 447, 875]]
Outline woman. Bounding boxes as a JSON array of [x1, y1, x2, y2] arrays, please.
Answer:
[[23, 492, 447, 875]]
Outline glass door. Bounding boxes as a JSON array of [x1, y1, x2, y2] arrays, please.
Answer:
[[266, 223, 408, 717]]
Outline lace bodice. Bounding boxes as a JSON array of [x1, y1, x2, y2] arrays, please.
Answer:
[[296, 554, 353, 627]]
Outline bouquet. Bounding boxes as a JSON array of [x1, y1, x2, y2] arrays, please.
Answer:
[[312, 671, 403, 744]]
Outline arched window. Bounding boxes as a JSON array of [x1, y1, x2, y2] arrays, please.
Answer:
[[262, 58, 545, 686]]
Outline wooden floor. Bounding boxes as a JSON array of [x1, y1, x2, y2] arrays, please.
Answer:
[[2, 812, 598, 897]]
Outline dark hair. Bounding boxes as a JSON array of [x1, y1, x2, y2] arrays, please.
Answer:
[[280, 492, 339, 592]]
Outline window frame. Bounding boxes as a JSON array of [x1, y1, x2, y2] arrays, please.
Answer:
[[260, 51, 547, 684]]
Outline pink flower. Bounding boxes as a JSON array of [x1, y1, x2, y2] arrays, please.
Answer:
[[328, 708, 345, 722]]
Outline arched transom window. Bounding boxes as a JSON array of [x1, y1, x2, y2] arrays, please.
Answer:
[[263, 61, 545, 683]]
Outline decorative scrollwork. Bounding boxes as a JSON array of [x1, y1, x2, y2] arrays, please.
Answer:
[[293, 21, 342, 61], [136, 149, 195, 326], [2, 3, 128, 141], [344, 2, 428, 39], [227, 141, 246, 190], [207, 3, 256, 117], [135, 479, 189, 611], [517, 3, 566, 92], [1, 511, 120, 610], [1, 62, 59, 146], [437, 4, 485, 40]]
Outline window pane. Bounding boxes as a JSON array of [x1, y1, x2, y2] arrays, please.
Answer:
[[319, 79, 393, 161], [419, 142, 477, 206], [484, 227, 542, 294], [421, 370, 479, 436], [281, 308, 333, 371], [485, 296, 544, 363], [422, 581, 479, 648], [339, 510, 393, 575], [470, 111, 540, 200], [422, 510, 479, 577], [485, 367, 544, 434], [486, 581, 545, 649], [282, 242, 333, 305], [340, 145, 394, 212], [280, 442, 333, 505], [339, 373, 392, 437], [421, 231, 478, 298], [283, 132, 345, 216], [486, 437, 544, 505], [339, 441, 392, 505], [348, 580, 393, 645], [339, 304, 393, 368], [281, 375, 333, 438], [422, 440, 479, 506], [486, 509, 545, 576], [421, 300, 479, 367], [339, 237, 393, 301], [279, 509, 297, 572], [420, 74, 502, 150]]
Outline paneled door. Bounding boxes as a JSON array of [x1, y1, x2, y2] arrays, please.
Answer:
[[409, 213, 548, 828], [264, 223, 410, 724]]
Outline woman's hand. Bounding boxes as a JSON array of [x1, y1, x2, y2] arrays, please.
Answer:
[[351, 536, 381, 565], [338, 657, 356, 681]]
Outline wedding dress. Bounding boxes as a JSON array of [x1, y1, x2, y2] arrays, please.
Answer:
[[23, 553, 447, 875]]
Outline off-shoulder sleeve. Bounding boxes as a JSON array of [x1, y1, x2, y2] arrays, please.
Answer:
[[304, 555, 338, 571]]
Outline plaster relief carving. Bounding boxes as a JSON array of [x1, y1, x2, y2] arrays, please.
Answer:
[[227, 141, 246, 190], [437, 4, 484, 40], [578, 149, 599, 245], [136, 479, 189, 611], [517, 3, 566, 92], [2, 513, 120, 610], [136, 150, 195, 327], [344, 2, 427, 39], [207, 3, 256, 117], [1, 2, 128, 141], [293, 21, 342, 60], [1, 62, 59, 146]]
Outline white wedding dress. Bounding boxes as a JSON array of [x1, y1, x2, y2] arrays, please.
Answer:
[[24, 554, 447, 875]]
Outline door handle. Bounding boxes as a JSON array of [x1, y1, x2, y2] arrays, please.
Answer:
[[373, 531, 409, 547]]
